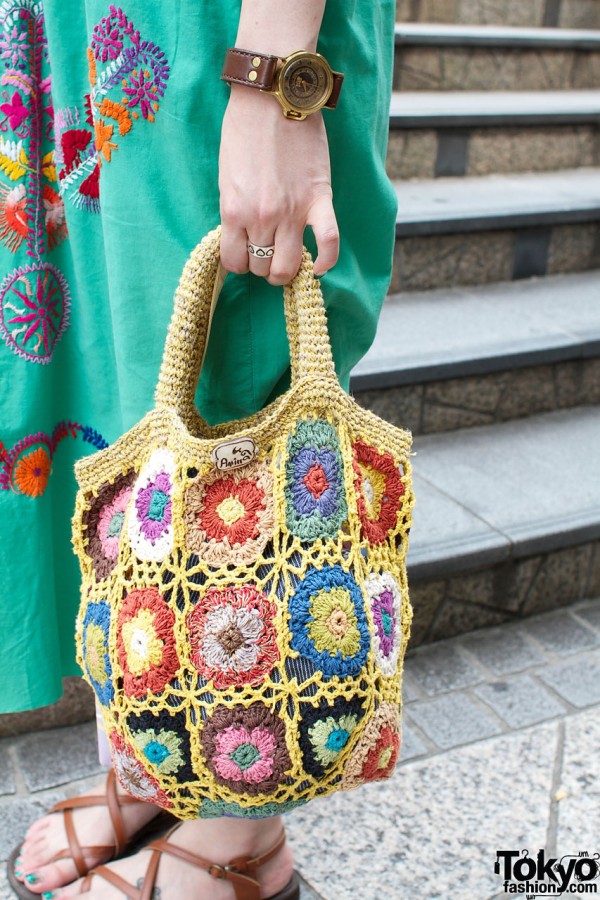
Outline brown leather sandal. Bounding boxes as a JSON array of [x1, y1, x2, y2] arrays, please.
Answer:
[[80, 822, 301, 900], [7, 769, 175, 899]]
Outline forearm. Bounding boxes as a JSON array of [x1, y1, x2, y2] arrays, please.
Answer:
[[234, 0, 326, 56]]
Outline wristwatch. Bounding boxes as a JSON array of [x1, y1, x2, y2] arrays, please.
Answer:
[[221, 48, 344, 120]]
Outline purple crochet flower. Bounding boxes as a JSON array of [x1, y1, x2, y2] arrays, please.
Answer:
[[291, 447, 339, 518], [372, 589, 396, 659], [135, 470, 172, 542]]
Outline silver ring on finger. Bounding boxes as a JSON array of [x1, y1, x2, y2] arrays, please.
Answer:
[[247, 240, 275, 259]]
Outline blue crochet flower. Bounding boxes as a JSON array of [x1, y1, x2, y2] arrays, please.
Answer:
[[285, 420, 347, 541], [82, 599, 113, 706], [288, 564, 370, 679]]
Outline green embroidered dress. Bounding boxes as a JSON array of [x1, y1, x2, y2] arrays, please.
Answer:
[[0, 0, 398, 712]]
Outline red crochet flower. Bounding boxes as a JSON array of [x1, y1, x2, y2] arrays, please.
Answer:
[[341, 702, 401, 790], [184, 459, 274, 567], [199, 476, 264, 544], [116, 587, 179, 699], [352, 440, 405, 544], [187, 584, 279, 690], [357, 723, 400, 782]]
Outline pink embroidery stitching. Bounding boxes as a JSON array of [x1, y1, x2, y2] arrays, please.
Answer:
[[0, 0, 71, 363]]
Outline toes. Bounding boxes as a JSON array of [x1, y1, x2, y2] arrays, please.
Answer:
[[18, 860, 80, 896], [56, 876, 87, 897]]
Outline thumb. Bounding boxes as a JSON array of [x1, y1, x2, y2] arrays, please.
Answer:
[[306, 192, 340, 277]]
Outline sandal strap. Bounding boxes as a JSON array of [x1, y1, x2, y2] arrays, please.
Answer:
[[47, 770, 135, 875], [148, 824, 287, 900], [81, 864, 144, 899], [82, 823, 288, 900]]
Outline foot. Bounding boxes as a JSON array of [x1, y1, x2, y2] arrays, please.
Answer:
[[14, 776, 162, 896], [57, 817, 295, 900]]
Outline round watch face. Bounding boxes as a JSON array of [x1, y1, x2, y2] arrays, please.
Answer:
[[280, 54, 332, 113]]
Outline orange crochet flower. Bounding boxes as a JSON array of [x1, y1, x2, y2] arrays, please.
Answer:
[[14, 447, 51, 497]]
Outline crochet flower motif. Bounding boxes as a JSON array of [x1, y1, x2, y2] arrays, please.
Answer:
[[201, 704, 291, 795], [187, 584, 279, 690], [341, 702, 401, 789], [82, 599, 113, 707], [298, 696, 365, 778], [285, 419, 347, 541], [82, 470, 136, 579], [131, 727, 185, 776], [288, 564, 370, 679], [110, 731, 172, 808], [184, 458, 274, 568], [352, 440, 405, 544], [116, 587, 179, 699], [127, 708, 194, 783], [365, 572, 403, 677], [128, 448, 175, 561]]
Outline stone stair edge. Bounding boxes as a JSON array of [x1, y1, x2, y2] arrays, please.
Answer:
[[350, 271, 600, 390], [394, 22, 600, 49], [405, 404, 600, 581], [392, 166, 600, 236], [389, 90, 600, 129]]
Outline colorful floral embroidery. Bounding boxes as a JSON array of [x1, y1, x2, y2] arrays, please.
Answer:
[[352, 440, 405, 544], [341, 702, 401, 789], [364, 572, 403, 677], [0, 262, 70, 362], [288, 564, 370, 679], [127, 708, 194, 783], [184, 458, 274, 568], [0, 0, 71, 363], [82, 470, 136, 579], [109, 730, 172, 808], [82, 599, 113, 707], [127, 447, 175, 561], [187, 584, 279, 690], [55, 5, 170, 213], [285, 419, 347, 541], [201, 704, 292, 795], [0, 421, 108, 496], [298, 696, 365, 778], [116, 587, 179, 699]]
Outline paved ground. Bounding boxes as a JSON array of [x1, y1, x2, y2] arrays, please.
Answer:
[[1, 595, 599, 900]]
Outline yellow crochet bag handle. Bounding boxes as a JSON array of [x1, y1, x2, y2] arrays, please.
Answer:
[[154, 224, 337, 422]]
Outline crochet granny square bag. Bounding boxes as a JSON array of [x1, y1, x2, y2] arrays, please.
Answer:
[[72, 225, 415, 820]]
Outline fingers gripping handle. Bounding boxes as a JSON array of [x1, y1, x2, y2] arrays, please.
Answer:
[[154, 225, 336, 418]]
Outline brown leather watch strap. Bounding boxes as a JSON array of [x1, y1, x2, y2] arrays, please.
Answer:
[[324, 71, 344, 109], [221, 47, 343, 110], [221, 48, 279, 90]]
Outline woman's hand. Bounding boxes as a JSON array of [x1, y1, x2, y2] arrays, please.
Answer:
[[218, 84, 339, 285]]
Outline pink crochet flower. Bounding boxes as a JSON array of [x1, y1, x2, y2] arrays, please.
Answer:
[[201, 703, 291, 795], [212, 725, 277, 784], [96, 484, 132, 561]]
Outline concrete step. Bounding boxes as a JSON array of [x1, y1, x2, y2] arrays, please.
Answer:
[[351, 270, 600, 434], [387, 90, 600, 179], [394, 23, 600, 91], [390, 167, 600, 292], [396, 0, 600, 30], [404, 404, 600, 642]]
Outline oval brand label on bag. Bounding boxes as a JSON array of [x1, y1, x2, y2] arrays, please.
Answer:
[[212, 438, 257, 471]]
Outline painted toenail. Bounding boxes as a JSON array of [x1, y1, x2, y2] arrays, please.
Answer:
[[42, 893, 54, 899], [25, 873, 40, 884], [15, 870, 22, 878]]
